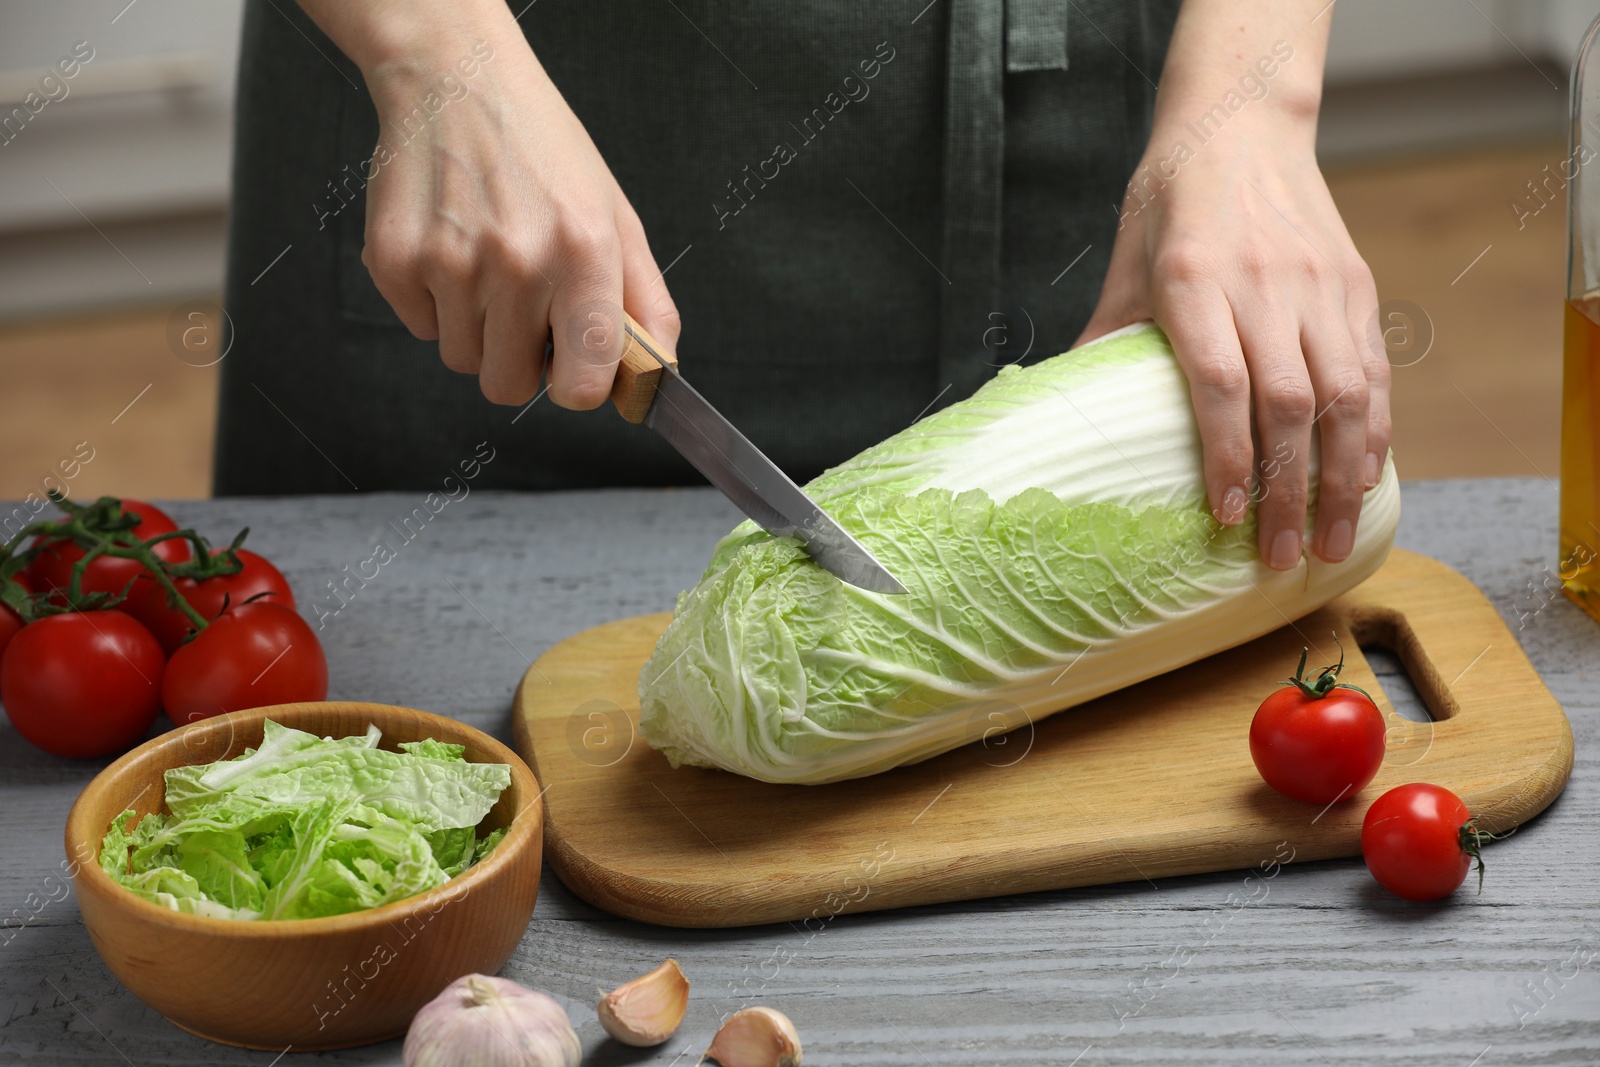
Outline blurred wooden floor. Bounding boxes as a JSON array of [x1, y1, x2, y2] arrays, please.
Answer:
[[0, 306, 220, 502], [1331, 140, 1565, 486], [0, 140, 1568, 501]]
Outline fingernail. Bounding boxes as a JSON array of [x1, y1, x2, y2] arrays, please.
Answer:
[[1323, 518, 1354, 562], [1268, 529, 1301, 571], [1218, 486, 1248, 525], [1364, 452, 1382, 489]]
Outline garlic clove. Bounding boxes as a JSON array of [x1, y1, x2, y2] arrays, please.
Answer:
[[596, 958, 690, 1047], [404, 973, 581, 1067], [703, 1006, 802, 1067]]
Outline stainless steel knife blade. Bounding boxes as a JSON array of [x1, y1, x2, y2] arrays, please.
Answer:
[[625, 323, 906, 595]]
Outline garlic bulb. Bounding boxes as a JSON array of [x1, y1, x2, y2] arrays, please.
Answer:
[[404, 974, 581, 1067], [597, 958, 689, 1046], [704, 1007, 802, 1067]]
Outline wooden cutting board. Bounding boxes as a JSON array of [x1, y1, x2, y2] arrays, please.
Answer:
[[512, 549, 1573, 928]]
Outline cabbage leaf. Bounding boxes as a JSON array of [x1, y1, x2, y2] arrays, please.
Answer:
[[99, 720, 510, 920]]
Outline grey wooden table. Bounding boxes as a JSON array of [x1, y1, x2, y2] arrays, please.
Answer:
[[1, 479, 1594, 1066]]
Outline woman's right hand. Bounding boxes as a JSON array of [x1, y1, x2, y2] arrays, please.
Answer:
[[299, 0, 681, 408]]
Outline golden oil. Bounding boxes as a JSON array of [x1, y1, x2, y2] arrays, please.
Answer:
[[1560, 296, 1600, 620]]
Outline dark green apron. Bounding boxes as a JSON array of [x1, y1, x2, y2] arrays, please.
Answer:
[[214, 0, 1179, 494]]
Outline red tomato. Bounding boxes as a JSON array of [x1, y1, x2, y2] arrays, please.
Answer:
[[1249, 653, 1386, 805], [126, 549, 295, 653], [1361, 783, 1486, 901], [0, 611, 164, 758], [0, 603, 22, 664], [161, 601, 327, 724], [26, 499, 190, 600], [1, 574, 31, 664]]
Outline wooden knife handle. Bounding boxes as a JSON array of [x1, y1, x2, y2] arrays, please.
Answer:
[[609, 313, 678, 424]]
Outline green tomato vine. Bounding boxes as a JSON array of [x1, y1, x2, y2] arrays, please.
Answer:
[[0, 494, 252, 633]]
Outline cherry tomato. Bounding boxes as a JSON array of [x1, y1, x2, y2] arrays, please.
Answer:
[[126, 549, 295, 653], [0, 603, 21, 665], [161, 601, 327, 724], [27, 499, 190, 600], [0, 610, 164, 758], [1, 575, 31, 665], [1249, 648, 1386, 805], [1361, 783, 1487, 901]]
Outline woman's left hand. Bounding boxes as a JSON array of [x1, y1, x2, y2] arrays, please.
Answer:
[[1076, 1, 1391, 572]]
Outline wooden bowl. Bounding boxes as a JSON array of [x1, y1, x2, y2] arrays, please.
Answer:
[[64, 702, 543, 1051]]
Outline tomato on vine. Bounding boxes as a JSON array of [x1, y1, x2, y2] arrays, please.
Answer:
[[0, 493, 323, 759], [0, 499, 197, 758], [127, 548, 296, 653], [0, 572, 25, 666], [0, 601, 22, 665], [162, 600, 328, 724], [26, 498, 190, 600], [0, 610, 164, 758], [1249, 641, 1386, 805]]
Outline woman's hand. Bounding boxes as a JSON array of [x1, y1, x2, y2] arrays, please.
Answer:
[[298, 0, 681, 408], [1077, 0, 1390, 570]]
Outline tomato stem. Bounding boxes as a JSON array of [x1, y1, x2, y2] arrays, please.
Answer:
[[1458, 819, 1516, 895], [0, 494, 250, 630], [1282, 633, 1373, 702]]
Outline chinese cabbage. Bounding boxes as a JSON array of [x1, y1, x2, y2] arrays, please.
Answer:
[[638, 322, 1400, 784], [99, 720, 510, 920]]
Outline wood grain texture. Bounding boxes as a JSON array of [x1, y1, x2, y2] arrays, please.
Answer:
[[609, 315, 678, 423], [64, 703, 544, 1050], [0, 483, 1594, 1065], [512, 549, 1573, 928]]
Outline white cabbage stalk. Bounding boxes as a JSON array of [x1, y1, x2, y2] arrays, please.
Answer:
[[638, 322, 1399, 784]]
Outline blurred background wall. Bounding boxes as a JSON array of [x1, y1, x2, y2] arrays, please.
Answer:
[[0, 1, 240, 319], [0, 0, 1588, 498]]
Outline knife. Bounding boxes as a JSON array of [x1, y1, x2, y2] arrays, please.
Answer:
[[606, 313, 907, 595]]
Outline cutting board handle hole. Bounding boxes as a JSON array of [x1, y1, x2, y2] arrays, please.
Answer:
[[1359, 644, 1433, 722], [1351, 608, 1455, 723]]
